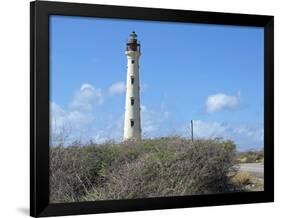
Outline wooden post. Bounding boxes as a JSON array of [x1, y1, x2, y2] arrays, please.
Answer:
[[191, 120, 194, 142]]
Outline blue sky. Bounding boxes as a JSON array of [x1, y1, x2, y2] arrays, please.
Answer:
[[50, 15, 264, 150]]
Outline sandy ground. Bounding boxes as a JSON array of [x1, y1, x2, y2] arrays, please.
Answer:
[[238, 163, 264, 179], [237, 163, 264, 191]]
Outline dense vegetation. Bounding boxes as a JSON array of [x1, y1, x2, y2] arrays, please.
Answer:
[[236, 150, 264, 163], [50, 137, 241, 203]]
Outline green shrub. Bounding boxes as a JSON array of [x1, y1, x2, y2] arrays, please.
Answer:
[[236, 150, 264, 163], [50, 137, 239, 203]]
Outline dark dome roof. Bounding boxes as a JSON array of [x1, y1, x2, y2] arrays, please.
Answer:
[[129, 31, 137, 38]]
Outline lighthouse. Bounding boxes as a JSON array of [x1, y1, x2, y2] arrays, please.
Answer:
[[123, 31, 142, 140]]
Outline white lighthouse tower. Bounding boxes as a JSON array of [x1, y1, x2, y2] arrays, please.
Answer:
[[123, 31, 142, 140]]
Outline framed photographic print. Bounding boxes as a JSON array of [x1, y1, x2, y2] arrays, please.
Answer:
[[30, 1, 274, 217]]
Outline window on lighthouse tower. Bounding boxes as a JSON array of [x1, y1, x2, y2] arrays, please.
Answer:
[[130, 98, 135, 106], [131, 60, 135, 64], [131, 76, 134, 84], [130, 120, 134, 127]]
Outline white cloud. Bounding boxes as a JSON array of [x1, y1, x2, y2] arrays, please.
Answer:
[[51, 83, 104, 145], [70, 83, 103, 111], [50, 102, 65, 130], [51, 102, 96, 145], [141, 104, 169, 137], [206, 92, 240, 113], [108, 81, 126, 95], [140, 83, 148, 94], [104, 114, 124, 142], [192, 120, 229, 138], [192, 120, 263, 150], [50, 82, 130, 145]]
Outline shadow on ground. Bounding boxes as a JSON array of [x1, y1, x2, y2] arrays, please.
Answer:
[[17, 207, 29, 216]]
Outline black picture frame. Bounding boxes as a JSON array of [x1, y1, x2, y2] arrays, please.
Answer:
[[30, 1, 274, 217]]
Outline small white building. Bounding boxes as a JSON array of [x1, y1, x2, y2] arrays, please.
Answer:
[[123, 31, 142, 140]]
